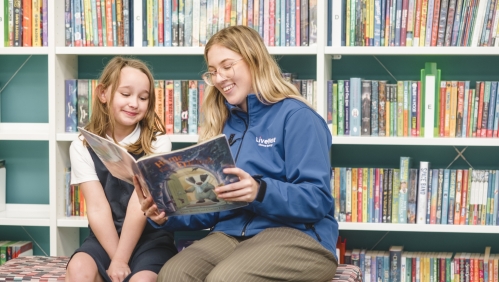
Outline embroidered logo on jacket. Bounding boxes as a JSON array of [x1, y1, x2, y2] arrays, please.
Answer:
[[256, 136, 276, 147]]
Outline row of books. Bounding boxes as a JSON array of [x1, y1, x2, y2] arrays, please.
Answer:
[[142, 0, 318, 47], [343, 246, 496, 282], [64, 168, 86, 217], [64, 0, 133, 47], [2, 0, 49, 47], [332, 157, 499, 225], [65, 76, 317, 134], [330, 0, 499, 47], [327, 77, 499, 138], [0, 241, 33, 265]]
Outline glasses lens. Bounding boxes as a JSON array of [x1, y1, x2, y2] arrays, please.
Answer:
[[202, 73, 213, 86], [221, 65, 235, 80]]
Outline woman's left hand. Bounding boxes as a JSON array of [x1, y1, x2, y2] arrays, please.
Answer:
[[215, 167, 259, 202]]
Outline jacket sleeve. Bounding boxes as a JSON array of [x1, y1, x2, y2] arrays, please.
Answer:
[[148, 212, 219, 231], [249, 107, 333, 223]]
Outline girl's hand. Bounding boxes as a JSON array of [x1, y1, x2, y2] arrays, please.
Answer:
[[133, 176, 168, 225], [215, 168, 260, 202], [107, 259, 130, 282]]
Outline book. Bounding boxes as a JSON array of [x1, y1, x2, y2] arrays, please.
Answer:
[[78, 127, 247, 216], [0, 159, 4, 212]]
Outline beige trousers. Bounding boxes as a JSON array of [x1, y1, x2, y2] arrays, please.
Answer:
[[157, 227, 338, 282]]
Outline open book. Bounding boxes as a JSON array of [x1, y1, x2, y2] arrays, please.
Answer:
[[78, 127, 247, 216]]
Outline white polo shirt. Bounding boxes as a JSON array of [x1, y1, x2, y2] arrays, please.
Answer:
[[70, 125, 172, 185]]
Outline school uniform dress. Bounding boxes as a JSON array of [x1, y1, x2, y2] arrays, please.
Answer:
[[69, 125, 177, 282]]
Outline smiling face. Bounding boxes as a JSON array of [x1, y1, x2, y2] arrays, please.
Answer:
[[100, 66, 151, 137], [206, 44, 254, 112]]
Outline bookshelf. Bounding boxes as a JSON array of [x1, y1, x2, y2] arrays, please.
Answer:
[[1, 0, 498, 257]]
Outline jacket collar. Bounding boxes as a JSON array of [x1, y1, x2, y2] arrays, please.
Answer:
[[224, 94, 267, 118]]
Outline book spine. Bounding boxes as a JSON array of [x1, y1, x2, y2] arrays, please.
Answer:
[[487, 81, 497, 137], [378, 80, 387, 136], [454, 169, 463, 224], [65, 0, 74, 47], [164, 81, 174, 134], [408, 168, 418, 224], [165, 0, 172, 46], [411, 81, 418, 136], [448, 169, 457, 224], [173, 80, 182, 133], [371, 80, 379, 136], [417, 161, 430, 224], [188, 80, 198, 134], [361, 80, 372, 136], [344, 79, 351, 135], [65, 80, 78, 133], [338, 80, 345, 136], [456, 81, 465, 137]]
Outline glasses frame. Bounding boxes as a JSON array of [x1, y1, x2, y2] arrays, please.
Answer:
[[202, 58, 244, 86]]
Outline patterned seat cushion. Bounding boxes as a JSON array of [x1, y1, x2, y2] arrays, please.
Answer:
[[0, 256, 362, 282], [0, 256, 68, 281]]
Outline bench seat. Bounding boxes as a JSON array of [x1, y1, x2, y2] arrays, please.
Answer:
[[0, 256, 362, 281]]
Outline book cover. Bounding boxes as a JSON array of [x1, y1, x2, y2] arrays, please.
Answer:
[[417, 161, 430, 224], [79, 128, 247, 216], [65, 79, 78, 133], [407, 168, 418, 224], [0, 160, 4, 212]]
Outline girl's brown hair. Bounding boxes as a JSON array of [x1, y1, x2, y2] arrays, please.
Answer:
[[199, 25, 310, 142], [83, 56, 165, 155]]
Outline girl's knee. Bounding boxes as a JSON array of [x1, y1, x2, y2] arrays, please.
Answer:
[[66, 253, 100, 282], [128, 270, 157, 282]]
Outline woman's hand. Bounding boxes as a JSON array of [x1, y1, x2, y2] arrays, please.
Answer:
[[107, 259, 130, 282], [133, 176, 168, 225], [215, 168, 260, 202]]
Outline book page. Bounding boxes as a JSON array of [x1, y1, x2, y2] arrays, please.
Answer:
[[136, 134, 248, 216], [78, 127, 140, 185]]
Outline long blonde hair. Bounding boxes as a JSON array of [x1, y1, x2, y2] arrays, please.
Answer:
[[199, 25, 309, 142], [83, 56, 165, 155]]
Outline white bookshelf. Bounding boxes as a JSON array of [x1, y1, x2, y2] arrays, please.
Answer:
[[324, 47, 499, 56], [0, 47, 50, 55], [0, 123, 50, 140], [1, 0, 498, 257], [0, 204, 50, 226], [339, 222, 499, 234]]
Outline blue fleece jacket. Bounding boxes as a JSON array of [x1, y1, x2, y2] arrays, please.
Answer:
[[151, 94, 339, 256]]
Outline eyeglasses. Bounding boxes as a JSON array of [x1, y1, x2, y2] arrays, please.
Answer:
[[202, 59, 243, 86]]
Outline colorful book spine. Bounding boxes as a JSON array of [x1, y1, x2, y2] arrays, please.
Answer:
[[65, 80, 78, 133], [188, 80, 198, 134], [371, 80, 379, 136], [417, 161, 430, 224], [173, 80, 182, 133], [165, 80, 174, 134]]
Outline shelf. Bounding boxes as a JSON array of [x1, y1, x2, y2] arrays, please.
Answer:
[[325, 47, 499, 56], [0, 47, 49, 55], [339, 222, 499, 233], [55, 46, 317, 55], [0, 123, 50, 140], [332, 136, 499, 146], [57, 132, 199, 143], [57, 216, 88, 228], [0, 204, 50, 226]]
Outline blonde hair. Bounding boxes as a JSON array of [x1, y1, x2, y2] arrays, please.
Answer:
[[83, 56, 165, 155], [199, 25, 310, 142]]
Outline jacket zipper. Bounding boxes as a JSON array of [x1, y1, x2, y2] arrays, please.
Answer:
[[241, 215, 256, 236], [305, 223, 322, 242], [231, 101, 249, 162], [231, 98, 252, 236]]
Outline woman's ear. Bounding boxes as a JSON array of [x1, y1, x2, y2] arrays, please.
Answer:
[[96, 84, 107, 103]]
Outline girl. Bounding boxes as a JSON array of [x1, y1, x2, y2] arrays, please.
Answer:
[[66, 57, 177, 282], [137, 25, 339, 281]]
